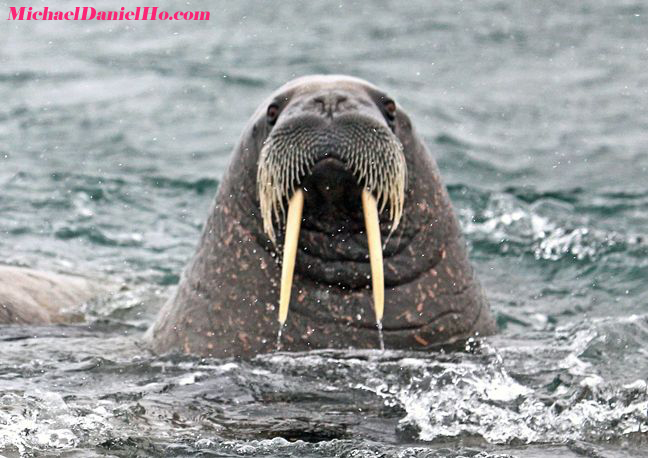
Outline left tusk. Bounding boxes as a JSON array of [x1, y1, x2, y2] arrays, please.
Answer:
[[278, 189, 304, 325], [362, 189, 384, 323]]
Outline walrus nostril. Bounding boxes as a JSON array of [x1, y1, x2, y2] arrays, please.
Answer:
[[312, 94, 350, 117]]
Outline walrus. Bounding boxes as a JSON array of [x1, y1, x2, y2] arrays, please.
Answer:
[[147, 75, 497, 357], [0, 265, 106, 324]]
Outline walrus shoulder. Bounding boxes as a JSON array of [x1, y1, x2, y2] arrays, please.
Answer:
[[0, 265, 107, 325]]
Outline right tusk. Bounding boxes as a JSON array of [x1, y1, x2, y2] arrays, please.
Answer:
[[362, 189, 385, 323], [278, 189, 304, 325]]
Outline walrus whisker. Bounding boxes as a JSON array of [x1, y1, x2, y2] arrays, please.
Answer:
[[257, 122, 407, 246]]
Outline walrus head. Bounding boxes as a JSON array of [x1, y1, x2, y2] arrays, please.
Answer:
[[256, 76, 408, 328], [149, 75, 496, 356]]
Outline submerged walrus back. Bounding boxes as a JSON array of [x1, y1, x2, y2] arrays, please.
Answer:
[[0, 266, 104, 324]]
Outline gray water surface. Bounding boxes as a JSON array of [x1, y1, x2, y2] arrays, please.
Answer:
[[1, 0, 647, 456]]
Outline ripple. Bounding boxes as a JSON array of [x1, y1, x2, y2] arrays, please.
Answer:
[[146, 175, 218, 194], [54, 226, 144, 247]]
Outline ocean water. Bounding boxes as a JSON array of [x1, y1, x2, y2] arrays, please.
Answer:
[[1, 0, 647, 456]]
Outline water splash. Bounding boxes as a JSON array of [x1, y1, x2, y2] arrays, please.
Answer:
[[458, 190, 634, 262], [1, 327, 647, 456]]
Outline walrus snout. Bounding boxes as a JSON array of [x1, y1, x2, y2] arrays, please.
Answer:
[[257, 113, 406, 243]]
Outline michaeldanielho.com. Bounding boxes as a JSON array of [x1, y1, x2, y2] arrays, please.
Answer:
[[7, 6, 210, 21]]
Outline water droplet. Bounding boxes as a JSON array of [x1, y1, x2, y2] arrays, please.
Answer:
[[276, 324, 283, 351], [377, 320, 385, 351]]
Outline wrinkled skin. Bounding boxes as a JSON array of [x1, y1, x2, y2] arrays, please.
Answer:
[[148, 75, 496, 357]]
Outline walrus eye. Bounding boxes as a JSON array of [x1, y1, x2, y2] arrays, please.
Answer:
[[383, 99, 397, 121], [267, 103, 280, 125]]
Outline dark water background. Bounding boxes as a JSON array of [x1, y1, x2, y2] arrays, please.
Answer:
[[1, 0, 647, 456]]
